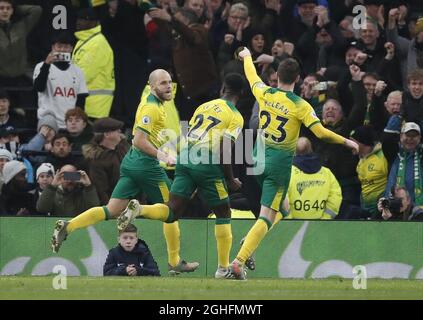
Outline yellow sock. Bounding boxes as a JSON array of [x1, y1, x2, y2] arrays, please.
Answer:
[[270, 211, 283, 230], [236, 218, 270, 264], [67, 206, 108, 233], [215, 220, 232, 268], [163, 221, 180, 267], [141, 204, 172, 222]]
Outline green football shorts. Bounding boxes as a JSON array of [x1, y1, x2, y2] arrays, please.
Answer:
[[171, 162, 229, 207], [111, 147, 171, 203], [253, 146, 292, 215]]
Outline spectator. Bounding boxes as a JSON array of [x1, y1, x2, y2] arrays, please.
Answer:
[[300, 73, 327, 119], [202, 0, 226, 32], [401, 70, 423, 128], [0, 148, 12, 191], [307, 65, 367, 210], [277, 0, 318, 44], [286, 137, 342, 220], [355, 18, 386, 73], [296, 5, 347, 75], [243, 27, 270, 75], [33, 32, 89, 130], [0, 125, 21, 158], [103, 223, 160, 277], [143, 0, 174, 73], [148, 6, 218, 120], [362, 73, 379, 106], [377, 186, 423, 221], [368, 90, 402, 134], [45, 133, 81, 171], [64, 107, 93, 153], [242, 40, 295, 76], [33, 162, 54, 215], [212, 2, 250, 66], [387, 9, 423, 86], [102, 0, 150, 128], [73, 8, 115, 120], [0, 1, 42, 87], [36, 164, 99, 217], [184, 0, 210, 27], [0, 160, 35, 216], [338, 16, 357, 42], [350, 125, 388, 219], [383, 122, 423, 206], [82, 117, 129, 205], [0, 88, 26, 130], [19, 114, 58, 166]]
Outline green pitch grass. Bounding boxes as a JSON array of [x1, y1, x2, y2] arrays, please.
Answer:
[[1, 277, 423, 300]]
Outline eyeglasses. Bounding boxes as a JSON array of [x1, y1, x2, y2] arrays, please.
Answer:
[[229, 15, 247, 21]]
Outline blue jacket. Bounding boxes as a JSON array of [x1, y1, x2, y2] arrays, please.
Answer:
[[383, 115, 423, 202], [103, 239, 160, 277]]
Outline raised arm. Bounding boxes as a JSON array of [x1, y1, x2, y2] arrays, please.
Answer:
[[309, 122, 358, 153], [238, 47, 262, 88]]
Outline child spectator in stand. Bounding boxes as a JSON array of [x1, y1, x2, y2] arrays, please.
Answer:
[[34, 162, 54, 215], [0, 148, 13, 191], [0, 88, 26, 130], [64, 107, 93, 153], [103, 223, 160, 277]]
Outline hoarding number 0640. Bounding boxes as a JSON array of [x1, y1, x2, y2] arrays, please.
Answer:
[[293, 200, 327, 211]]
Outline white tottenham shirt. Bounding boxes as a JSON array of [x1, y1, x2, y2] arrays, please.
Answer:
[[33, 62, 88, 129]]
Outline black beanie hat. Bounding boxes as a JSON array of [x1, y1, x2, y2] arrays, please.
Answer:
[[350, 125, 375, 146]]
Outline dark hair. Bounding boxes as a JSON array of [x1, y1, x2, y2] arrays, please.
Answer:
[[261, 65, 277, 84], [223, 73, 245, 96], [277, 58, 300, 85], [52, 132, 70, 145], [119, 223, 138, 235], [0, 88, 10, 100], [363, 72, 380, 82], [51, 32, 75, 46]]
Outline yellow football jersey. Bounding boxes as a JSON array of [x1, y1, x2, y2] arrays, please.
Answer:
[[135, 83, 180, 140], [252, 84, 320, 153], [244, 56, 320, 153], [356, 143, 388, 213], [187, 98, 244, 151], [133, 93, 167, 149]]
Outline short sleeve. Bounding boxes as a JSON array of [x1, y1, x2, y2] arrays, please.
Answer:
[[136, 105, 158, 135], [251, 82, 271, 103], [224, 113, 244, 142]]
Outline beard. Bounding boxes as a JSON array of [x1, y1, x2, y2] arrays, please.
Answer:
[[155, 91, 172, 102]]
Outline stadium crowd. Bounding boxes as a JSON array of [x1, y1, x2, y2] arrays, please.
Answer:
[[1, 0, 423, 221]]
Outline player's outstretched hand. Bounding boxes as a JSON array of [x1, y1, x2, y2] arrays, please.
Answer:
[[344, 138, 359, 155], [237, 47, 251, 60]]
